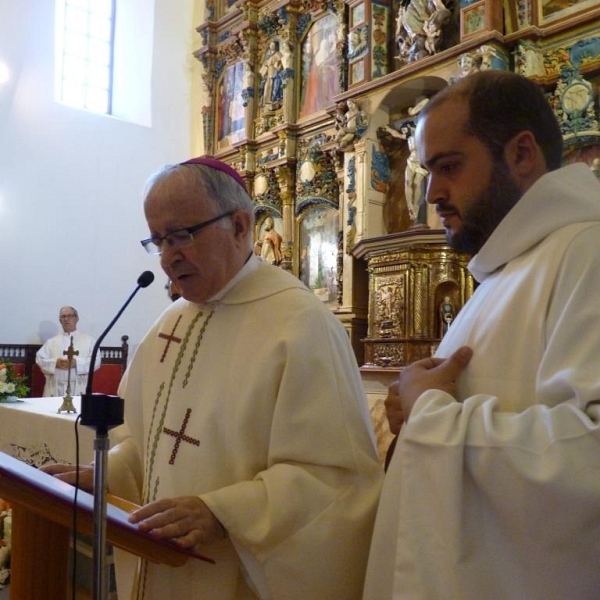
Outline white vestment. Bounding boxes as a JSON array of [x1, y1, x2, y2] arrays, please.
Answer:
[[364, 163, 600, 600], [35, 330, 99, 396], [109, 257, 383, 600]]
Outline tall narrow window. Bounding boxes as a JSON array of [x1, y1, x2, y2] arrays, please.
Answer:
[[55, 0, 116, 114]]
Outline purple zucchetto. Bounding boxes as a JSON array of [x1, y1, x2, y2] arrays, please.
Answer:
[[180, 156, 247, 193]]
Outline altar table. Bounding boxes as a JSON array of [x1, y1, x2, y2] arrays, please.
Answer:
[[0, 396, 126, 467], [0, 397, 127, 598]]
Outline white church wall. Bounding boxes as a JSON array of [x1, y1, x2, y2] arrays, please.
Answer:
[[0, 0, 196, 354]]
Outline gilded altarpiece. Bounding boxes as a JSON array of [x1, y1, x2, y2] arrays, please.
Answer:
[[193, 0, 600, 378], [354, 231, 474, 368]]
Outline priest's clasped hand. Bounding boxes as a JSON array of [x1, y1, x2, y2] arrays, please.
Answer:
[[385, 346, 473, 432], [128, 496, 226, 553]]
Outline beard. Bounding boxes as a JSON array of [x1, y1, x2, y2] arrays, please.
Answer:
[[447, 159, 522, 256]]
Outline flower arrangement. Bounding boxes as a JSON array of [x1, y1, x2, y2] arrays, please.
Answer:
[[0, 362, 29, 402], [0, 499, 11, 588]]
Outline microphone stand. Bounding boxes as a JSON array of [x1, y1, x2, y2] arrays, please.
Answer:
[[81, 394, 123, 600], [80, 271, 154, 600]]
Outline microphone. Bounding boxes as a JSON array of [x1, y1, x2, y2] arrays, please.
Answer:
[[137, 270, 155, 289], [81, 270, 154, 429], [78, 270, 153, 599]]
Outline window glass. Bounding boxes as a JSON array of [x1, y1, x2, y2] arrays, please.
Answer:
[[56, 0, 116, 114]]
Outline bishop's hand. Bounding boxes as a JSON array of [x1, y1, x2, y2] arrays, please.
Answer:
[[40, 463, 95, 493], [129, 496, 227, 553]]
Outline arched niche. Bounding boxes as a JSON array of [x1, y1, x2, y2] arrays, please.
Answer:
[[368, 75, 448, 235], [296, 200, 340, 306]]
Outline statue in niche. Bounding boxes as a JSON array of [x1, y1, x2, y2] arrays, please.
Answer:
[[260, 41, 284, 110], [399, 124, 428, 222], [395, 0, 452, 64], [439, 296, 455, 337], [254, 216, 283, 266], [384, 97, 430, 224]]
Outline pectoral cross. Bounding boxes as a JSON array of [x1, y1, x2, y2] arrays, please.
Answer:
[[58, 336, 78, 414]]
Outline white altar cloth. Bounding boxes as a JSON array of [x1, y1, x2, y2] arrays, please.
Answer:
[[0, 396, 124, 467]]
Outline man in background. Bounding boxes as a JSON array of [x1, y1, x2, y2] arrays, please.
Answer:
[[35, 306, 99, 396], [364, 70, 600, 599]]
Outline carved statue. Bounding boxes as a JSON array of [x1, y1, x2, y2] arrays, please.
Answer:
[[335, 99, 368, 151], [254, 216, 283, 265], [439, 296, 455, 337], [395, 0, 452, 64], [516, 40, 546, 78], [260, 41, 284, 109], [383, 97, 430, 223], [478, 45, 495, 70], [399, 124, 429, 222], [457, 52, 482, 78], [423, 9, 448, 55]]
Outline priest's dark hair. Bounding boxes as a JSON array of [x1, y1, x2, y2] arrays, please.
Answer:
[[419, 69, 564, 171]]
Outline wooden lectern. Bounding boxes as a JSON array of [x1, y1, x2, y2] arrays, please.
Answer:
[[0, 451, 213, 599]]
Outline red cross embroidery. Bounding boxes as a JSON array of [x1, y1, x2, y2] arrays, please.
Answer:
[[163, 408, 200, 465], [158, 315, 182, 363]]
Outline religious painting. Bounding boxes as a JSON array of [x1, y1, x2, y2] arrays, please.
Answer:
[[460, 1, 486, 39], [351, 1, 365, 27], [535, 0, 600, 26], [216, 60, 245, 149], [299, 12, 340, 118], [348, 24, 368, 61], [350, 59, 366, 86], [214, 0, 239, 20], [298, 206, 339, 304]]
